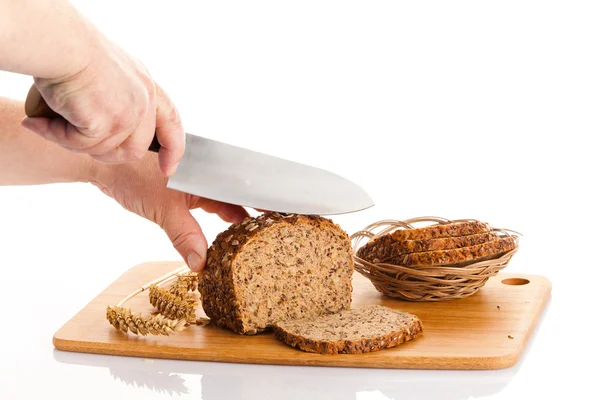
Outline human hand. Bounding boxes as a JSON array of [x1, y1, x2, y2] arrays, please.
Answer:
[[20, 30, 183, 176], [90, 152, 250, 272]]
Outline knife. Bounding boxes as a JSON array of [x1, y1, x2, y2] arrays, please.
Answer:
[[24, 85, 374, 215]]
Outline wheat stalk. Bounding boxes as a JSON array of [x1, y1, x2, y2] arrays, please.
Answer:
[[106, 265, 192, 336], [149, 285, 198, 322], [117, 266, 189, 306]]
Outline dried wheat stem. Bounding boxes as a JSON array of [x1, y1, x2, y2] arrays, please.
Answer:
[[117, 265, 189, 307]]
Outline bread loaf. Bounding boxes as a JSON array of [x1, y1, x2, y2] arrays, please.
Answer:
[[198, 213, 354, 335], [273, 305, 423, 354]]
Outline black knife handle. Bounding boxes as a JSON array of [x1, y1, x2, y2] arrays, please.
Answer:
[[25, 83, 161, 153], [148, 135, 161, 153]]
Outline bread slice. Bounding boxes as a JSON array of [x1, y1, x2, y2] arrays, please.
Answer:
[[390, 220, 491, 242], [198, 213, 354, 335], [357, 232, 498, 263], [392, 236, 517, 267], [273, 305, 423, 354]]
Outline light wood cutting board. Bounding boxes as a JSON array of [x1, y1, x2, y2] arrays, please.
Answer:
[[54, 261, 551, 370]]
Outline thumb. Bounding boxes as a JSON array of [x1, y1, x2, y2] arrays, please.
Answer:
[[161, 208, 208, 272]]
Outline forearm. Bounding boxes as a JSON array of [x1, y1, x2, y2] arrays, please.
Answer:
[[0, 0, 93, 79], [0, 97, 93, 185]]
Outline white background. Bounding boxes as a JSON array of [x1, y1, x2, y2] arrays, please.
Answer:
[[1, 1, 598, 399]]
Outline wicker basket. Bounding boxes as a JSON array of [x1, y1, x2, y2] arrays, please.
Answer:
[[350, 216, 520, 301]]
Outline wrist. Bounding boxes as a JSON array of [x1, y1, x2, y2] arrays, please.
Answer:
[[86, 158, 112, 188], [56, 151, 100, 185]]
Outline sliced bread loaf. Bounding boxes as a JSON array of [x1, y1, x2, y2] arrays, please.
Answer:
[[357, 232, 498, 263], [273, 305, 423, 354], [198, 213, 354, 335]]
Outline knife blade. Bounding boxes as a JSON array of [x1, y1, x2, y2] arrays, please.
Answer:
[[25, 85, 374, 215], [149, 134, 374, 215]]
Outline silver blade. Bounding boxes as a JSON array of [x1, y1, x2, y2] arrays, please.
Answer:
[[166, 134, 374, 215]]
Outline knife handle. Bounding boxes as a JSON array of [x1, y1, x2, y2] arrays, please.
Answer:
[[24, 84, 161, 153]]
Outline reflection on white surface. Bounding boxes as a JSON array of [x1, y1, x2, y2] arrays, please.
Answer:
[[109, 368, 190, 396], [51, 296, 550, 400], [52, 352, 514, 400]]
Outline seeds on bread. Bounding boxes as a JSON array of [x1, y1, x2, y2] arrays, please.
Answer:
[[198, 213, 354, 335], [273, 305, 423, 354]]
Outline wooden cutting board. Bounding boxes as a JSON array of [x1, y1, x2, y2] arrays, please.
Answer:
[[54, 261, 551, 370]]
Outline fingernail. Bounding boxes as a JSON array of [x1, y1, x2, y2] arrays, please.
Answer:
[[187, 252, 204, 272]]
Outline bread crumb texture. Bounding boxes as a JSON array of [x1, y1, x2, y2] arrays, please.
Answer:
[[273, 304, 423, 354], [198, 213, 354, 335]]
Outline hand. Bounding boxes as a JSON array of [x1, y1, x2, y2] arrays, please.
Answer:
[[90, 152, 250, 272], [20, 30, 183, 176]]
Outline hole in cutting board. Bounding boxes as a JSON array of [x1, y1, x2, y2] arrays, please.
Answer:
[[501, 278, 530, 286]]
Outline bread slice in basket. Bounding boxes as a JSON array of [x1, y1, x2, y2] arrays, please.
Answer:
[[356, 220, 516, 267], [392, 236, 517, 267], [357, 232, 498, 263], [273, 305, 423, 354]]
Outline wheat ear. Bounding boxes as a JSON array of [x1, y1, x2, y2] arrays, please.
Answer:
[[106, 266, 190, 336], [169, 274, 199, 295], [149, 285, 198, 322], [106, 306, 187, 336]]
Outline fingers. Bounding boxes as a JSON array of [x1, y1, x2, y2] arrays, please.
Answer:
[[190, 197, 250, 223], [155, 84, 185, 177], [218, 204, 250, 223], [20, 116, 106, 151], [21, 116, 150, 164], [91, 92, 156, 164], [159, 201, 247, 272], [23, 76, 182, 174], [161, 207, 209, 272]]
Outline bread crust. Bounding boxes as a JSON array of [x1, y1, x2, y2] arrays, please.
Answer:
[[199, 212, 353, 335], [357, 232, 498, 263], [273, 306, 424, 355]]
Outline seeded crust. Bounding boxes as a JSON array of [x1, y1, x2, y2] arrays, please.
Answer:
[[390, 221, 491, 242], [357, 232, 498, 263], [198, 213, 354, 335], [273, 305, 423, 354], [391, 236, 517, 266]]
